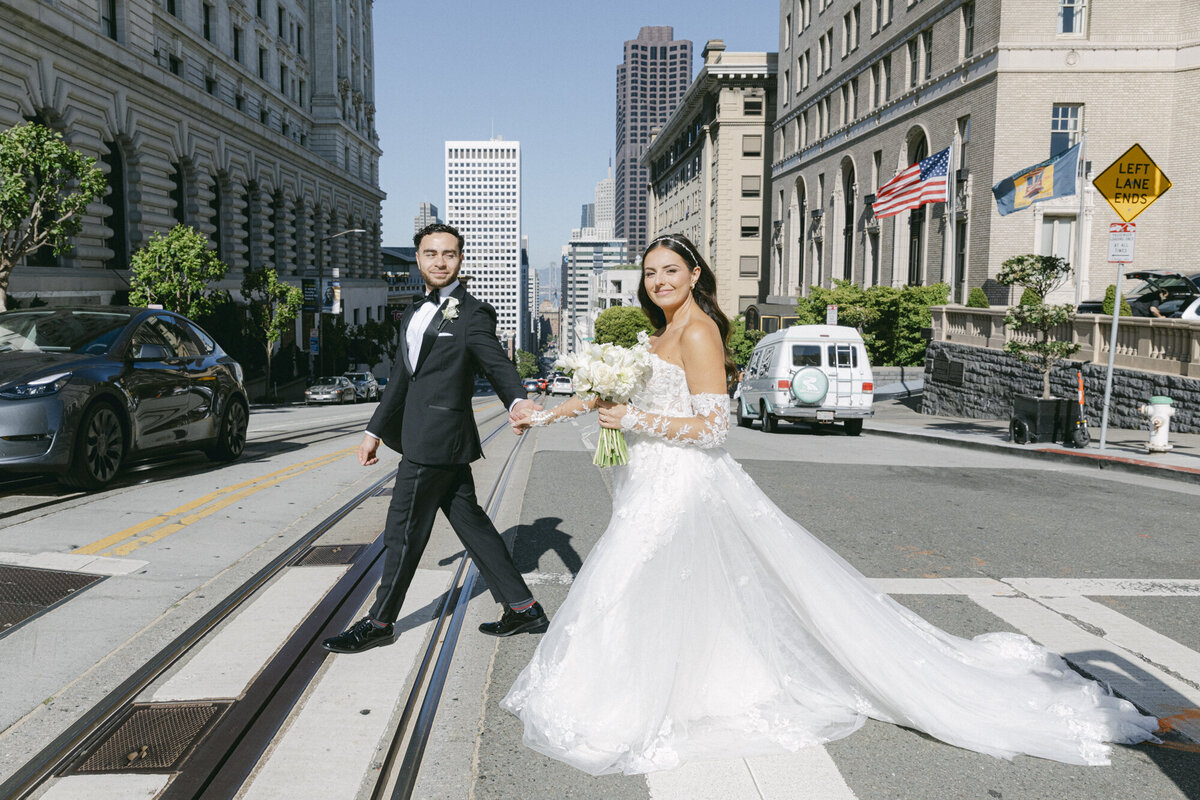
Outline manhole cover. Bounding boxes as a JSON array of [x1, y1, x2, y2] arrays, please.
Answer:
[[0, 565, 103, 637], [296, 544, 364, 566], [67, 702, 231, 773]]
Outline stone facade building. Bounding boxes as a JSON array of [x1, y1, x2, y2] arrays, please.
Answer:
[[770, 0, 1200, 309], [645, 41, 777, 316], [1, 0, 384, 317]]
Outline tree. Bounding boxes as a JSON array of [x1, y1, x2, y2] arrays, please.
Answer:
[[348, 316, 401, 371], [129, 224, 228, 318], [726, 314, 764, 367], [997, 253, 1081, 399], [515, 349, 539, 378], [242, 266, 302, 398], [0, 122, 106, 310], [1102, 284, 1132, 316], [593, 305, 653, 348]]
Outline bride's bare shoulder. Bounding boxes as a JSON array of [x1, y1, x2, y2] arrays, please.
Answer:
[[680, 314, 721, 350]]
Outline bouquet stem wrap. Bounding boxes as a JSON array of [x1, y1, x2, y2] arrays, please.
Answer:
[[553, 332, 653, 469], [594, 427, 632, 467]]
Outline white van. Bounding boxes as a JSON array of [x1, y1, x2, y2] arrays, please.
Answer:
[[737, 325, 874, 435]]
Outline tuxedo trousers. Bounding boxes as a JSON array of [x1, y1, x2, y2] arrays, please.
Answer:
[[369, 457, 532, 624]]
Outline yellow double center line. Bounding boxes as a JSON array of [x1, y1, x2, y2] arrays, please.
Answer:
[[73, 447, 357, 558]]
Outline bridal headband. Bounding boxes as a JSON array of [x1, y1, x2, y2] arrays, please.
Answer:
[[646, 234, 702, 268]]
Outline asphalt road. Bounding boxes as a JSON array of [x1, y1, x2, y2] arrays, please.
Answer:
[[455, 403, 1200, 800]]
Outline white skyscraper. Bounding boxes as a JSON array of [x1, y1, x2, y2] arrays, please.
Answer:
[[595, 167, 615, 239], [445, 139, 524, 352]]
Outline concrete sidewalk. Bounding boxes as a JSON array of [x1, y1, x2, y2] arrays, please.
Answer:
[[865, 394, 1200, 483]]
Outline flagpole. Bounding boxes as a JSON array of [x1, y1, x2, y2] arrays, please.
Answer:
[[1073, 129, 1088, 307], [948, 130, 960, 301]]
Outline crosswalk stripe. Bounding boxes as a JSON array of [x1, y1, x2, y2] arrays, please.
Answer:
[[153, 566, 348, 701], [237, 568, 450, 800], [968, 593, 1200, 743]]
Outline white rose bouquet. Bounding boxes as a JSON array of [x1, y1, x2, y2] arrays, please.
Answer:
[[554, 331, 653, 467]]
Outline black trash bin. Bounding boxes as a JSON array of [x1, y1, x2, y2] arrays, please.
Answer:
[[1009, 396, 1070, 445]]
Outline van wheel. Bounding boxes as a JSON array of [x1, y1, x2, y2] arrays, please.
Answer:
[[760, 402, 778, 433], [844, 419, 863, 436], [737, 402, 752, 428]]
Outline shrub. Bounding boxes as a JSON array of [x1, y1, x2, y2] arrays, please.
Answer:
[[1102, 284, 1133, 316], [1018, 286, 1042, 306], [966, 287, 990, 308]]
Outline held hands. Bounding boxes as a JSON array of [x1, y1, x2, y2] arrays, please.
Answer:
[[596, 400, 628, 430], [510, 398, 543, 436], [358, 433, 380, 466]]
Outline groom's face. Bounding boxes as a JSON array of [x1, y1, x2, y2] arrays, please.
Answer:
[[417, 232, 463, 290]]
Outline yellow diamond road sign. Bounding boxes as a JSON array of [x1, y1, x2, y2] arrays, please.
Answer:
[[1092, 143, 1172, 223]]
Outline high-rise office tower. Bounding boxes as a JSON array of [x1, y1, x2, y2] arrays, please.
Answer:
[[594, 166, 616, 239], [580, 203, 596, 229], [445, 139, 525, 352], [615, 26, 692, 259], [413, 201, 441, 233]]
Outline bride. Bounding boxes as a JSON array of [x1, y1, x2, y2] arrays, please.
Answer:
[[504, 233, 1159, 777]]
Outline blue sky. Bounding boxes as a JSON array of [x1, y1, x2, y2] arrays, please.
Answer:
[[372, 1, 778, 273]]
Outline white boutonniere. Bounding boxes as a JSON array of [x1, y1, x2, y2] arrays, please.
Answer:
[[438, 297, 460, 330]]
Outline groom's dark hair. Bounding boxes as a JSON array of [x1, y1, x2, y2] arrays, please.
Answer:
[[414, 222, 465, 254]]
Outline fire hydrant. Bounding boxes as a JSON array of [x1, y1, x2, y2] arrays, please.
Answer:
[[1138, 396, 1175, 453]]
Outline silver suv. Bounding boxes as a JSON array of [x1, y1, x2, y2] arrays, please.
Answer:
[[343, 371, 380, 402]]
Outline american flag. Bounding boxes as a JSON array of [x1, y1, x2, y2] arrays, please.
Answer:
[[872, 147, 950, 219]]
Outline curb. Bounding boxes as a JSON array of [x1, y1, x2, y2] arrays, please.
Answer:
[[864, 425, 1200, 485]]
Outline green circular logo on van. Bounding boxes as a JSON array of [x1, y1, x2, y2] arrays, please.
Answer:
[[791, 367, 828, 404]]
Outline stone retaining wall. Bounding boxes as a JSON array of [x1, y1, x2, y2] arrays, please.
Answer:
[[921, 340, 1200, 434]]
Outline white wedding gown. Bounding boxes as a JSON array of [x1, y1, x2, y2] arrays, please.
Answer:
[[501, 355, 1159, 776]]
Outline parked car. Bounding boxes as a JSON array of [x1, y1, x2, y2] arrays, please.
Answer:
[[0, 306, 248, 490], [343, 370, 380, 401], [305, 376, 357, 404], [550, 375, 574, 396], [1077, 270, 1200, 318], [523, 378, 542, 394], [737, 324, 874, 435]]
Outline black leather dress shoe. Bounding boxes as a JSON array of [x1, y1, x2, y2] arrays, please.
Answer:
[[322, 616, 394, 653], [479, 602, 550, 637]]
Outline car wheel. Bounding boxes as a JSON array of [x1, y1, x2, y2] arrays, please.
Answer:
[[844, 419, 863, 436], [207, 398, 248, 462], [61, 402, 125, 490], [760, 401, 778, 434]]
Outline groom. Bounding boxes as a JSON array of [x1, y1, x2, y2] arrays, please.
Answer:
[[322, 223, 548, 654]]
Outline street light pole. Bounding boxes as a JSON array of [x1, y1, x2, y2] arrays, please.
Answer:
[[315, 227, 367, 378]]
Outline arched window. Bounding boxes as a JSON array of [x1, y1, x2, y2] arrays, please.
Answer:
[[210, 175, 225, 260], [170, 162, 187, 226], [243, 181, 258, 271], [842, 160, 856, 281], [101, 141, 129, 269]]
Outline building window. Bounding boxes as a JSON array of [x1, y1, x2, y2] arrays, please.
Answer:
[[783, 68, 791, 97], [962, 1, 975, 57], [1058, 0, 1086, 35], [101, 0, 118, 40], [203, 3, 212, 41], [166, 0, 176, 16], [1041, 215, 1075, 262], [280, 64, 288, 94], [907, 39, 919, 87], [233, 26, 243, 62], [742, 135, 762, 156], [170, 162, 187, 226], [258, 47, 267, 79], [740, 216, 761, 238], [922, 29, 933, 80], [1050, 104, 1081, 155], [205, 76, 216, 95], [744, 96, 763, 116], [785, 12, 792, 46], [801, 0, 811, 29], [740, 255, 759, 276], [235, 93, 245, 111], [843, 5, 860, 55], [957, 115, 970, 169], [297, 24, 304, 56], [168, 55, 182, 76], [741, 175, 762, 197], [256, 0, 264, 18], [277, 7, 284, 36]]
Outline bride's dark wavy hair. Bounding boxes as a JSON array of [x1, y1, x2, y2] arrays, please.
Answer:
[[637, 233, 737, 379]]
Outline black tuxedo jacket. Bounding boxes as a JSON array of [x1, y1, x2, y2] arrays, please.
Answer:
[[368, 284, 524, 464]]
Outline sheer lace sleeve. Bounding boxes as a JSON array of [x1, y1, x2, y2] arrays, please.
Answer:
[[530, 394, 597, 427], [618, 393, 729, 449]]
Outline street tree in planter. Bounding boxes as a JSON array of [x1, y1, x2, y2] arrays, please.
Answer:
[[996, 253, 1081, 444], [129, 224, 228, 319], [242, 266, 303, 401], [0, 122, 107, 310]]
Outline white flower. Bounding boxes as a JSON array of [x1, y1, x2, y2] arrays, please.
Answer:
[[441, 297, 460, 322]]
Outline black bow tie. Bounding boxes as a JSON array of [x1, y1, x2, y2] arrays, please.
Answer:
[[424, 290, 441, 306]]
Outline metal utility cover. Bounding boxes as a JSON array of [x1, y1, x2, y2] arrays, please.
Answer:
[[295, 544, 364, 566], [66, 702, 231, 773], [0, 565, 104, 637]]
